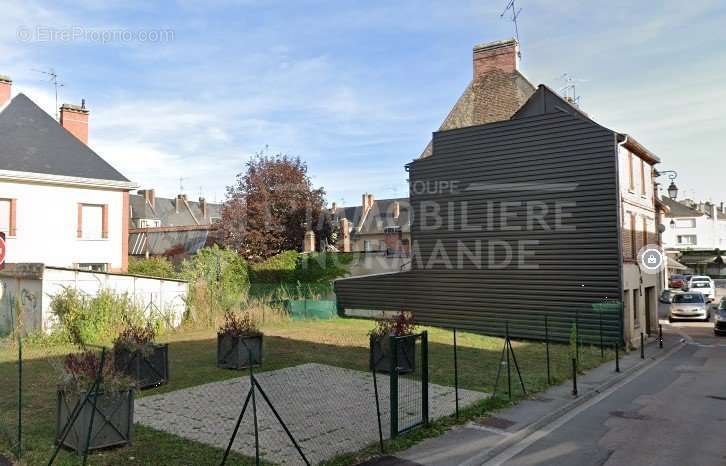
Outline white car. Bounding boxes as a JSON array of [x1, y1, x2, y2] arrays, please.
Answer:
[[686, 275, 715, 302]]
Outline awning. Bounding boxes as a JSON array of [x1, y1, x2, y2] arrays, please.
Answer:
[[667, 256, 688, 270]]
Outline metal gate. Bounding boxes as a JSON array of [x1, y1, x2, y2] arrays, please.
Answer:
[[389, 331, 429, 437]]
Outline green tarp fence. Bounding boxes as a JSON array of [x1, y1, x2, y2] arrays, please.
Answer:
[[284, 299, 337, 320]]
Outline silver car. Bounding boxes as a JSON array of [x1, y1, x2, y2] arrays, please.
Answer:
[[668, 292, 709, 322]]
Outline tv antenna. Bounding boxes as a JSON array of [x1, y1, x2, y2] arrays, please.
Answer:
[[558, 73, 588, 107], [32, 68, 64, 120], [179, 177, 185, 193], [500, 0, 523, 58]]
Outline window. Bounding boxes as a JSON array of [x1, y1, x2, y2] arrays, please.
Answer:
[[138, 218, 161, 228], [76, 263, 108, 272], [78, 204, 108, 240], [0, 198, 16, 237], [677, 235, 697, 245], [210, 217, 221, 224], [628, 152, 635, 191], [674, 218, 696, 228], [364, 240, 372, 252], [642, 217, 648, 246], [630, 213, 637, 257], [640, 160, 646, 196]]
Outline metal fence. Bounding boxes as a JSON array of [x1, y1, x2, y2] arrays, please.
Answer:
[[0, 307, 634, 465]]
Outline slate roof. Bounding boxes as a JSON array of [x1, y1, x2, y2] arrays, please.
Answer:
[[335, 197, 410, 236], [419, 67, 536, 158], [129, 193, 221, 228], [661, 197, 708, 218], [0, 94, 130, 182]]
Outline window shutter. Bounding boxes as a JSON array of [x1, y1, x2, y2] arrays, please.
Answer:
[[628, 152, 634, 190], [9, 199, 16, 236], [77, 203, 83, 238], [102, 205, 109, 239], [640, 161, 646, 195]]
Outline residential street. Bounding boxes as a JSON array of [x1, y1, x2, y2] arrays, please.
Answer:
[[485, 322, 726, 466]]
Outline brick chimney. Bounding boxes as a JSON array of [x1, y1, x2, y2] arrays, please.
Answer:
[[199, 197, 208, 219], [473, 39, 519, 78], [139, 189, 156, 209], [0, 75, 11, 108], [362, 193, 374, 212], [175, 194, 186, 213], [60, 100, 89, 144]]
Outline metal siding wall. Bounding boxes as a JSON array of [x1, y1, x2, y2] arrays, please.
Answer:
[[335, 111, 621, 343]]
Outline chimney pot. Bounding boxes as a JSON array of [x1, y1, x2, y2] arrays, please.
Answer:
[[140, 189, 156, 209], [473, 38, 519, 79], [60, 102, 90, 144], [0, 75, 12, 108], [331, 201, 337, 212]]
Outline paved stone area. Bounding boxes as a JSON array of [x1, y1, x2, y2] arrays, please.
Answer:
[[136, 363, 486, 465]]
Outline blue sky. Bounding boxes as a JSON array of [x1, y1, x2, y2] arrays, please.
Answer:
[[2, 0, 725, 206]]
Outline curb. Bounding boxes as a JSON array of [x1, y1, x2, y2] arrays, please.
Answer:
[[460, 338, 685, 466]]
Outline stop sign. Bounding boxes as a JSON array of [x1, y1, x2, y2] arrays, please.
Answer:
[[0, 231, 5, 269]]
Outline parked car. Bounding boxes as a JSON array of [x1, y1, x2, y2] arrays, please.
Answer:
[[659, 289, 673, 304], [669, 292, 710, 322], [687, 275, 715, 302], [714, 299, 726, 336], [669, 274, 686, 290]]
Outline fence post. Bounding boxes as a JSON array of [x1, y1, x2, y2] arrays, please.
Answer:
[[17, 334, 22, 460], [659, 324, 663, 349], [82, 348, 107, 466], [453, 328, 459, 419], [615, 341, 620, 373], [389, 336, 399, 438], [506, 322, 512, 400], [640, 333, 645, 359], [421, 331, 429, 426], [571, 358, 578, 397], [544, 315, 551, 385], [599, 309, 604, 360]]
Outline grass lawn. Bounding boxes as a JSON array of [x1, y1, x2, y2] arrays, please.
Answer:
[[0, 317, 613, 465]]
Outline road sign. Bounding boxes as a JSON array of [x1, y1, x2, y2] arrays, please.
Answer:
[[0, 231, 5, 270]]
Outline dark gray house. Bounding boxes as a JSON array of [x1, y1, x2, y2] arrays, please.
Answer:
[[129, 189, 221, 261], [335, 84, 649, 343]]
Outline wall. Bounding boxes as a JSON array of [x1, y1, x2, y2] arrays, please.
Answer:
[[336, 107, 623, 343], [0, 180, 126, 270], [661, 214, 725, 250], [617, 145, 660, 345], [0, 266, 187, 336]]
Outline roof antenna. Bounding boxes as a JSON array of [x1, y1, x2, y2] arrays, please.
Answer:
[[500, 0, 523, 58], [32, 68, 64, 120], [557, 73, 588, 107], [179, 177, 185, 194]]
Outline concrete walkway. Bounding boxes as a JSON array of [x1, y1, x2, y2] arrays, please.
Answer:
[[394, 332, 681, 466]]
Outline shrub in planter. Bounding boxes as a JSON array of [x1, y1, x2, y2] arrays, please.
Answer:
[[369, 311, 417, 374], [217, 311, 263, 370], [56, 351, 135, 453], [113, 323, 169, 389]]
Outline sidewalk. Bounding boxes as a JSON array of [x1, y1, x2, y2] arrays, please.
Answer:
[[389, 333, 683, 466]]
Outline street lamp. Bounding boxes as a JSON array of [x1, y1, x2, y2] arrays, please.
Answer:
[[655, 169, 679, 200]]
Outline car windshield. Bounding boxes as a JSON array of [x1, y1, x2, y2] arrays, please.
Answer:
[[692, 282, 711, 288], [671, 275, 684, 280], [673, 293, 705, 304]]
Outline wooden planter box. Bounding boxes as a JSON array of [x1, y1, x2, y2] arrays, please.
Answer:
[[56, 388, 134, 453], [370, 334, 416, 374], [114, 343, 169, 390], [217, 333, 263, 370]]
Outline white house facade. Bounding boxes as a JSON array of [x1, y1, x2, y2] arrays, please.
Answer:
[[0, 76, 137, 272], [661, 198, 726, 251]]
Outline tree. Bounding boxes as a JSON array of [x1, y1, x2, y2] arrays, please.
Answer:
[[220, 152, 336, 261]]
